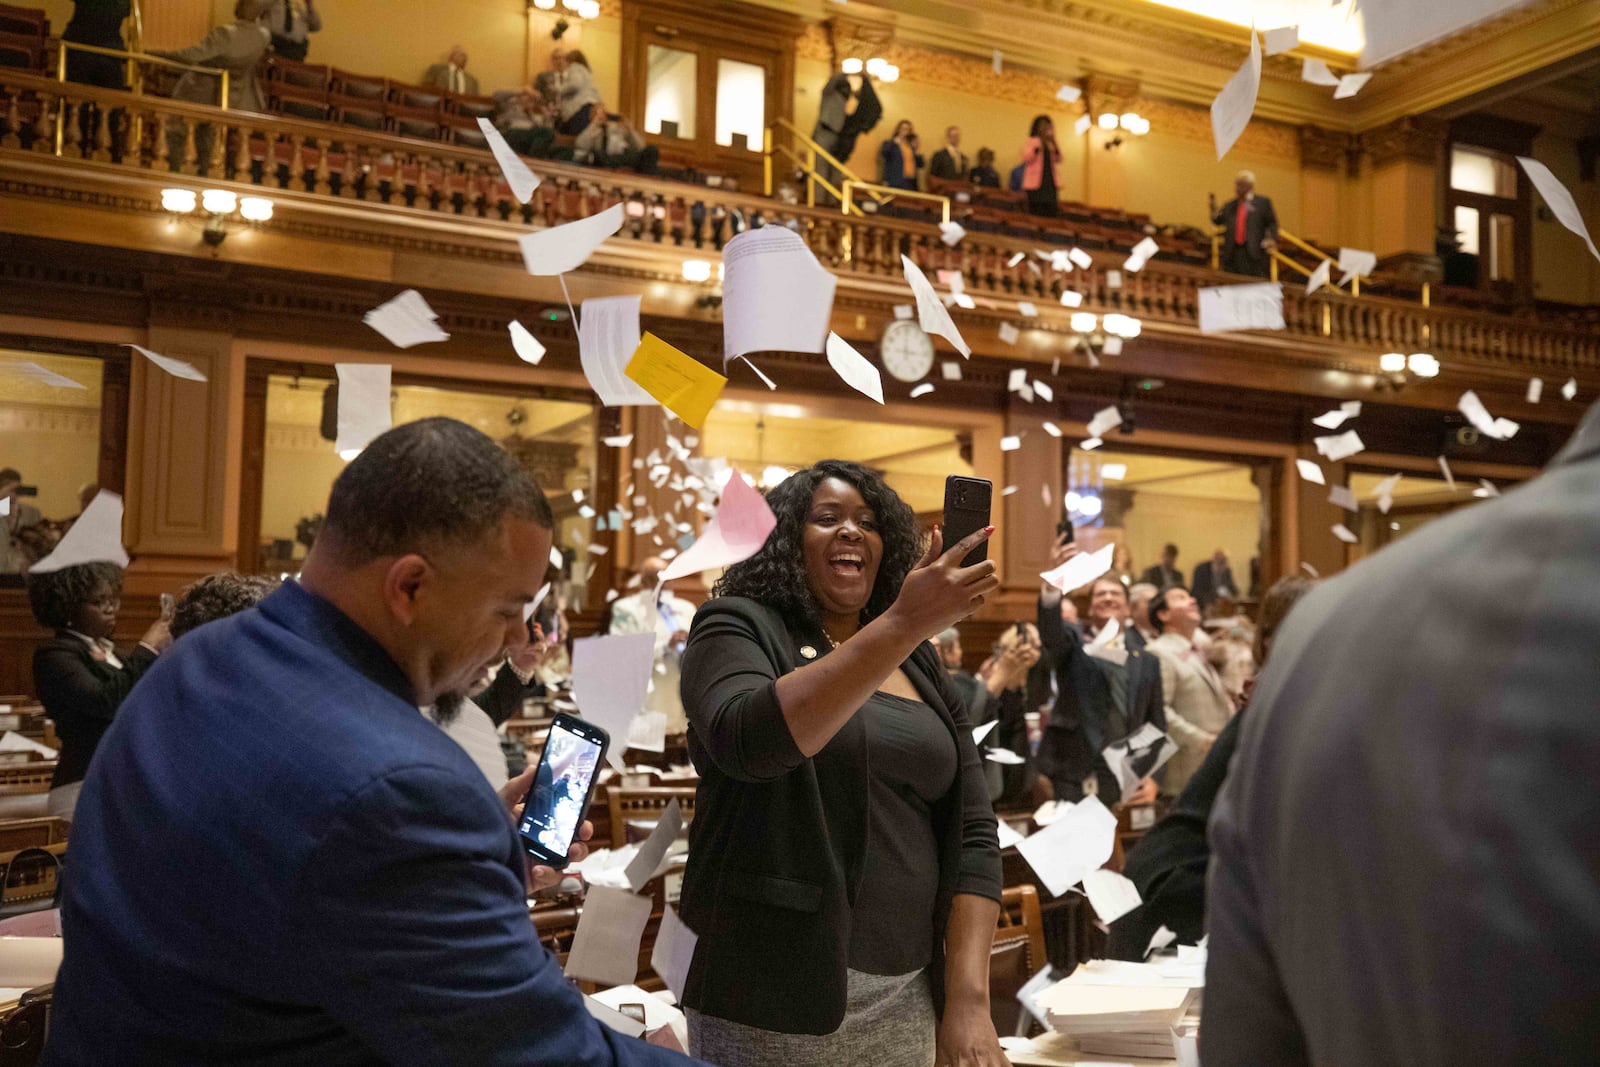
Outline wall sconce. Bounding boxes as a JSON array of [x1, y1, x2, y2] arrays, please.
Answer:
[[554, 0, 599, 18], [163, 187, 272, 248], [1376, 351, 1440, 391], [682, 258, 722, 309], [842, 56, 898, 82]]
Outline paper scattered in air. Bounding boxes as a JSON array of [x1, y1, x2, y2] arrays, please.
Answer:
[[1043, 421, 1061, 437], [1373, 472, 1401, 514], [1437, 455, 1455, 490], [1311, 402, 1360, 429], [565, 884, 654, 986], [1001, 435, 1022, 452], [986, 748, 1026, 765], [1081, 437, 1103, 450], [1100, 463, 1126, 481], [1082, 868, 1143, 924], [1563, 378, 1578, 400], [334, 363, 391, 457], [1018, 301, 1039, 317], [651, 906, 698, 1002], [999, 323, 1020, 345], [824, 333, 885, 404], [1329, 485, 1358, 511], [519, 202, 624, 275], [660, 468, 775, 582], [893, 304, 914, 320], [1262, 25, 1298, 54], [1106, 270, 1123, 289], [1041, 543, 1116, 594], [1295, 458, 1325, 485], [1337, 247, 1377, 285], [902, 255, 971, 357], [1458, 390, 1519, 440], [738, 356, 777, 390], [1211, 27, 1262, 161], [1314, 429, 1366, 462], [572, 632, 657, 771], [1146, 926, 1178, 959], [1302, 58, 1341, 86], [973, 720, 1000, 746], [2, 361, 85, 389], [625, 333, 728, 428], [1035, 380, 1054, 403], [29, 491, 128, 573], [1518, 157, 1600, 263], [723, 226, 837, 363], [1526, 377, 1543, 403], [1007, 252, 1027, 268], [1016, 795, 1118, 897], [938, 221, 966, 247], [1334, 72, 1373, 99], [476, 117, 540, 203], [910, 383, 934, 398], [129, 344, 208, 381], [1199, 282, 1284, 333], [1102, 336, 1124, 357], [506, 320, 547, 365], [1087, 405, 1123, 439], [1306, 259, 1332, 295], [1475, 479, 1500, 498], [579, 296, 656, 407], [941, 361, 963, 381], [1332, 523, 1358, 544], [623, 797, 683, 893], [1060, 289, 1084, 308], [603, 434, 634, 447], [1102, 721, 1175, 800], [1056, 84, 1082, 103]]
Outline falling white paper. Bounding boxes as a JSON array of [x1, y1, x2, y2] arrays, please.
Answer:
[[999, 323, 1020, 345], [1018, 301, 1039, 317], [1043, 421, 1061, 437], [938, 221, 966, 247], [1373, 472, 1401, 514], [1312, 406, 1357, 430], [1087, 405, 1123, 439], [1145, 926, 1178, 959], [910, 383, 935, 398], [1329, 485, 1358, 511], [986, 748, 1026, 765], [129, 344, 208, 381], [902, 255, 971, 358], [363, 290, 449, 349], [1034, 380, 1054, 403], [1056, 84, 1081, 103], [1518, 157, 1600, 263], [334, 364, 391, 457], [509, 320, 546, 365], [1334, 72, 1373, 99], [476, 117, 540, 203], [1563, 378, 1578, 400], [1337, 247, 1377, 285], [519, 202, 624, 275], [1007, 252, 1027, 268], [625, 709, 668, 754], [1106, 270, 1123, 289], [565, 885, 653, 986], [1314, 429, 1366, 461], [1100, 463, 1127, 481], [941, 361, 963, 381], [1199, 282, 1284, 333], [1262, 25, 1298, 54], [1458, 390, 1519, 441], [1475, 479, 1501, 499], [824, 333, 884, 404], [603, 434, 634, 447], [1332, 523, 1358, 544], [1103, 337, 1124, 356], [893, 304, 914, 320], [1306, 259, 1332, 295], [1082, 868, 1143, 924], [650, 906, 698, 1002], [1211, 28, 1262, 161], [1526, 377, 1543, 403], [578, 295, 656, 407], [1016, 795, 1118, 897], [1437, 455, 1456, 491], [572, 632, 658, 771], [1296, 458, 1325, 485], [1302, 58, 1342, 86], [723, 226, 836, 363], [1060, 290, 1084, 308], [972, 720, 1001, 746], [29, 491, 129, 572], [2, 361, 86, 389], [738, 356, 778, 390], [1068, 247, 1094, 270], [1001, 435, 1022, 452], [660, 468, 776, 582], [1040, 543, 1116, 594], [623, 797, 682, 893]]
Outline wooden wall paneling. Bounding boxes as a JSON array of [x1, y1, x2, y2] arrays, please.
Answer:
[[133, 0, 213, 52], [1000, 401, 1062, 596], [96, 353, 130, 495], [236, 363, 270, 576]]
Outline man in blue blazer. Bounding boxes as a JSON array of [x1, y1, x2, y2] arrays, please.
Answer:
[[45, 418, 700, 1066]]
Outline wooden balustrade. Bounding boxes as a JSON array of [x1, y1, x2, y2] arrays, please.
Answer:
[[4, 69, 1599, 378]]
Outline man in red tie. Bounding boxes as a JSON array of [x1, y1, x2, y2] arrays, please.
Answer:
[[1210, 170, 1278, 278]]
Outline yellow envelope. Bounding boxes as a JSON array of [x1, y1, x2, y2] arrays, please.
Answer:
[[623, 332, 727, 429]]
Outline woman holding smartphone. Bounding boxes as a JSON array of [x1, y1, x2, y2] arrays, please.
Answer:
[[678, 460, 1006, 1067]]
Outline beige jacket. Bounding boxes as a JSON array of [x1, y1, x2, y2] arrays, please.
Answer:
[[1149, 631, 1235, 793], [156, 19, 270, 112]]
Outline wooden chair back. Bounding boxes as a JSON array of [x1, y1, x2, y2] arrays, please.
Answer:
[[991, 884, 1048, 1036], [606, 786, 696, 849]]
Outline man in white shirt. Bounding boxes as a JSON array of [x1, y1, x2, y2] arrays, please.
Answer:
[[1146, 586, 1234, 793], [423, 46, 478, 96], [608, 557, 696, 734]]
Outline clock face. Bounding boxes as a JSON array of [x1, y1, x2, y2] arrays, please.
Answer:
[[880, 319, 937, 383]]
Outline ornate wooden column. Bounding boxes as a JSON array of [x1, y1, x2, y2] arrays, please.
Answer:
[[996, 402, 1060, 597], [1360, 116, 1449, 272], [1298, 124, 1355, 248]]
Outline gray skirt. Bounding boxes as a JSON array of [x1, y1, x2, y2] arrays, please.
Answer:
[[687, 968, 936, 1067]]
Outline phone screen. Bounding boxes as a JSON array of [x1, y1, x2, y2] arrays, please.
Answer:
[[519, 715, 606, 866]]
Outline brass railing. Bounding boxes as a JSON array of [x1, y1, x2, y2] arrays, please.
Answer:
[[840, 177, 951, 225], [1210, 226, 1368, 296], [764, 115, 886, 213], [1, 70, 1596, 378]]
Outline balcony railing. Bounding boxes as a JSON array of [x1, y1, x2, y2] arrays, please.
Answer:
[[2, 69, 1596, 380]]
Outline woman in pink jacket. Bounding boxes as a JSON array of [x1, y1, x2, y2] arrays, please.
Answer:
[[1020, 115, 1062, 218]]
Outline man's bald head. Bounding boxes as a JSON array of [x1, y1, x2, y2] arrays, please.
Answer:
[[637, 556, 668, 585]]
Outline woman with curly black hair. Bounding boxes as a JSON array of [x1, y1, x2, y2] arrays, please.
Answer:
[[27, 561, 169, 821], [678, 459, 1008, 1067]]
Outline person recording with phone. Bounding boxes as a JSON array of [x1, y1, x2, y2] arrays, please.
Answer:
[[678, 460, 1006, 1067]]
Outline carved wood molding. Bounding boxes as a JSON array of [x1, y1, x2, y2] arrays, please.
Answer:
[[1298, 124, 1356, 172], [1361, 115, 1450, 168]]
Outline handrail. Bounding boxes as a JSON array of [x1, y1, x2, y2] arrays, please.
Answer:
[[53, 42, 228, 158], [841, 178, 951, 225], [765, 115, 885, 213], [1210, 226, 1365, 297]]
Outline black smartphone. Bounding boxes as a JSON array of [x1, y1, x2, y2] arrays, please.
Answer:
[[1056, 519, 1075, 544], [942, 475, 993, 568], [518, 713, 609, 870]]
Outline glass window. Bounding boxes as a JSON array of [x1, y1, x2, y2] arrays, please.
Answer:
[[1455, 204, 1481, 255], [1347, 471, 1483, 549], [645, 46, 697, 139], [0, 351, 105, 575], [1488, 212, 1515, 281], [715, 58, 765, 152], [1450, 146, 1516, 197], [259, 376, 599, 593]]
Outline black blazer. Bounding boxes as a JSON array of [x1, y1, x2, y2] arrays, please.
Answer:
[[678, 597, 1002, 1035], [1035, 596, 1165, 804], [1212, 194, 1279, 253], [32, 633, 158, 788], [1191, 560, 1236, 609]]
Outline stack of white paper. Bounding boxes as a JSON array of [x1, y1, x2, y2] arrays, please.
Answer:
[[1034, 963, 1196, 1039]]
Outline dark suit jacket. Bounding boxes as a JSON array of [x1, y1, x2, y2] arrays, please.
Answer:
[[1035, 596, 1165, 805], [44, 582, 695, 1067], [1205, 399, 1600, 1066], [1139, 563, 1185, 590], [422, 62, 478, 96], [879, 138, 924, 190], [32, 633, 157, 789], [1190, 561, 1236, 609], [1212, 194, 1278, 275], [678, 597, 1001, 1035], [929, 146, 968, 180]]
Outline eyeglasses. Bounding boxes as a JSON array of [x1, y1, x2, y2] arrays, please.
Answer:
[[87, 596, 120, 611]]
